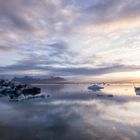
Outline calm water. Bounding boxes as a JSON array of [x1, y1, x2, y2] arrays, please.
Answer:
[[0, 84, 140, 140]]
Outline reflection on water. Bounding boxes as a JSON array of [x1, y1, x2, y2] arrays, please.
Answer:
[[0, 84, 140, 140]]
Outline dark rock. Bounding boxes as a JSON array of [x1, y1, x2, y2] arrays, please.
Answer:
[[0, 79, 42, 100]]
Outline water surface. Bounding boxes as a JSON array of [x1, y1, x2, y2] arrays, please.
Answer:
[[0, 84, 140, 140]]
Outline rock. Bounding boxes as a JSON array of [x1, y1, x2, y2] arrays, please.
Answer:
[[108, 94, 113, 97], [47, 95, 50, 97], [0, 79, 42, 100]]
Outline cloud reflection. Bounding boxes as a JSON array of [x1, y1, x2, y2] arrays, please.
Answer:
[[0, 84, 140, 139]]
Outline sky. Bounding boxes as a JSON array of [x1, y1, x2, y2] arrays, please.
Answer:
[[0, 0, 140, 81]]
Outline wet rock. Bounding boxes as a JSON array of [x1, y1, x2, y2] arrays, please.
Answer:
[[0, 79, 42, 101]]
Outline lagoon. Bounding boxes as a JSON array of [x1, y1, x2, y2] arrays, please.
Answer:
[[0, 84, 140, 140]]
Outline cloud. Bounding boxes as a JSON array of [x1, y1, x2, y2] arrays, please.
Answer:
[[0, 0, 33, 31], [76, 0, 140, 24], [0, 0, 140, 78], [0, 45, 15, 51], [1, 0, 140, 33], [47, 64, 140, 76], [1, 63, 140, 78], [47, 41, 68, 51]]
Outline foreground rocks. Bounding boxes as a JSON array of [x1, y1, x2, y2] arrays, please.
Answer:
[[0, 79, 42, 100]]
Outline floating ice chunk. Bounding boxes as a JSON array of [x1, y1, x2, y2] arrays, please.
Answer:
[[88, 84, 104, 91]]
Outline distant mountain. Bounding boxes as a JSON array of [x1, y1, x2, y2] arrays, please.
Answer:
[[12, 76, 66, 84]]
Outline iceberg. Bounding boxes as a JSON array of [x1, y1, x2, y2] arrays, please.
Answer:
[[88, 84, 104, 91]]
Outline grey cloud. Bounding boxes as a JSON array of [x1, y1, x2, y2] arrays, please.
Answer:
[[81, 0, 140, 24], [61, 0, 140, 27], [0, 0, 140, 33], [0, 0, 33, 31], [48, 64, 140, 76], [17, 40, 86, 66], [46, 41, 69, 57], [1, 63, 140, 77], [47, 41, 68, 50], [0, 45, 14, 51], [19, 39, 99, 66]]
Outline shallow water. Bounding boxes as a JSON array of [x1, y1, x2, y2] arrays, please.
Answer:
[[0, 84, 140, 140]]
